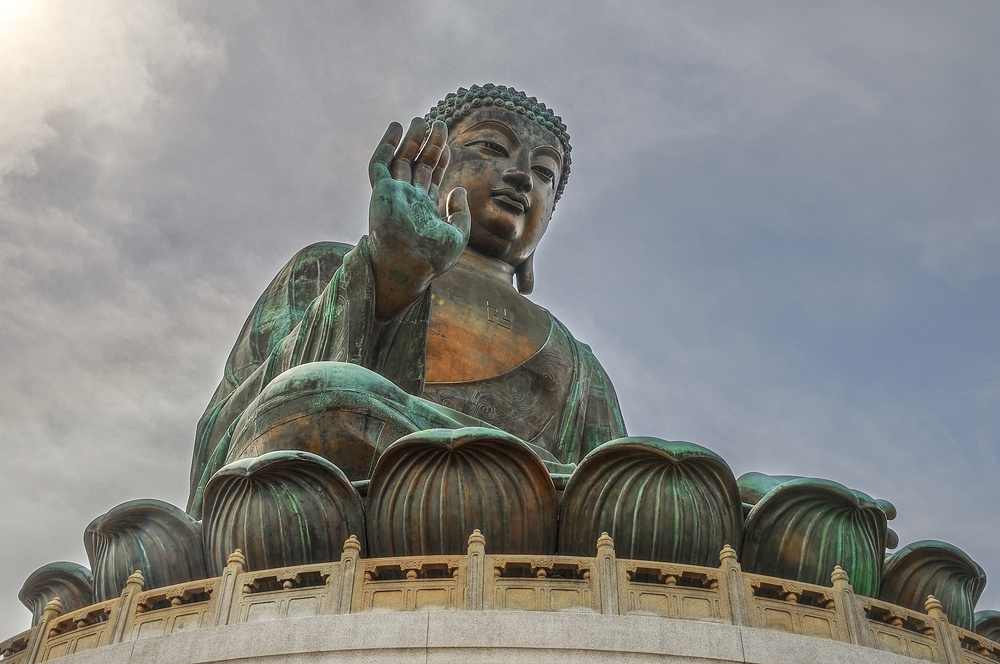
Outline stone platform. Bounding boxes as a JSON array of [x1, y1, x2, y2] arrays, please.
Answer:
[[23, 611, 939, 664], [4, 533, 998, 664]]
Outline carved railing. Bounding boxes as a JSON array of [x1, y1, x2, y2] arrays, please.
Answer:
[[2, 532, 997, 664]]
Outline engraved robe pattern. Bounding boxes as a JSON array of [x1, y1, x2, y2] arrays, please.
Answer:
[[187, 240, 625, 518]]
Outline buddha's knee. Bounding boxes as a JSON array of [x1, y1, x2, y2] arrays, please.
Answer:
[[225, 362, 425, 481]]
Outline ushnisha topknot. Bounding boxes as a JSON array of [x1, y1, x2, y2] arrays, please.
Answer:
[[425, 83, 572, 203]]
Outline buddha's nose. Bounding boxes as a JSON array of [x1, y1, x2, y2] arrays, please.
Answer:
[[502, 163, 532, 193]]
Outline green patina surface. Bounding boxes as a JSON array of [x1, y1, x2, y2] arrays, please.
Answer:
[[739, 476, 888, 598], [560, 437, 743, 566], [881, 540, 987, 631]]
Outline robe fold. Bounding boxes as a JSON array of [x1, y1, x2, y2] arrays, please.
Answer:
[[187, 238, 625, 518]]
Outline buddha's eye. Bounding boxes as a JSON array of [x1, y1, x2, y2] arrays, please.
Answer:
[[533, 165, 555, 183], [471, 140, 509, 157]]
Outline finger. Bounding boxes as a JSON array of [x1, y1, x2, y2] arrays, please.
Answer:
[[446, 187, 471, 244], [413, 120, 447, 191], [368, 122, 403, 186], [428, 143, 451, 201], [390, 117, 426, 182]]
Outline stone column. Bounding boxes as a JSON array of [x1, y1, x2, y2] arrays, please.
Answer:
[[717, 545, 753, 627], [830, 565, 876, 647], [336, 535, 362, 614], [23, 597, 62, 664], [465, 530, 486, 610], [925, 595, 963, 664], [594, 533, 620, 616], [209, 550, 245, 626], [103, 571, 144, 646]]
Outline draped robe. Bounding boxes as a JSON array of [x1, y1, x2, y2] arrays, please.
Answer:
[[187, 238, 625, 518]]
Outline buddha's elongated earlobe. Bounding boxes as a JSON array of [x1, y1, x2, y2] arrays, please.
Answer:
[[515, 253, 535, 295]]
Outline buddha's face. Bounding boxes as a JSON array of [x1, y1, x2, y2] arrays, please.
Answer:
[[437, 106, 564, 268]]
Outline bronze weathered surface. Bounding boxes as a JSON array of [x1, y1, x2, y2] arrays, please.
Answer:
[[880, 539, 986, 631], [178, 83, 986, 614], [224, 363, 437, 479], [8, 83, 995, 646], [739, 472, 901, 550], [84, 499, 207, 603], [186, 84, 624, 521], [17, 563, 92, 627], [202, 450, 366, 574], [366, 427, 557, 557], [740, 477, 887, 598], [976, 610, 1000, 642], [558, 438, 742, 566]]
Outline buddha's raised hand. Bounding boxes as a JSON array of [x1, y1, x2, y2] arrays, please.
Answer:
[[368, 118, 470, 321]]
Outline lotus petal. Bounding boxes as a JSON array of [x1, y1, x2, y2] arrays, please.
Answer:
[[975, 610, 1000, 642], [367, 427, 557, 557], [739, 472, 898, 518], [202, 450, 365, 574], [737, 472, 803, 506], [558, 437, 742, 565], [741, 478, 887, 597], [880, 540, 986, 631], [85, 499, 207, 603], [739, 472, 900, 551], [18, 562, 93, 626]]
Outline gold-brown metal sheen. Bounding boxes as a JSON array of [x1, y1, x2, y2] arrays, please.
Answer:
[[558, 438, 743, 566], [202, 451, 366, 576], [83, 500, 208, 603], [366, 428, 558, 557], [880, 540, 987, 631]]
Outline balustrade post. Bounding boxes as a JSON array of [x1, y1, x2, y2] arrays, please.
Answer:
[[717, 545, 753, 627], [830, 565, 876, 647], [23, 597, 61, 664], [336, 535, 362, 614], [466, 530, 486, 610], [103, 571, 144, 646], [925, 595, 963, 664], [321, 538, 346, 614], [594, 533, 620, 615], [209, 549, 246, 626]]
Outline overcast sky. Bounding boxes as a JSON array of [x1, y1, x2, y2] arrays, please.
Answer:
[[1, 1, 998, 633]]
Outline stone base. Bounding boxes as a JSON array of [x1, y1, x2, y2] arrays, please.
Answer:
[[52, 611, 925, 664]]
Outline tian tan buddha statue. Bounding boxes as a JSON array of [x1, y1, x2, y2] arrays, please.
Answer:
[[186, 84, 626, 521], [21, 86, 985, 633]]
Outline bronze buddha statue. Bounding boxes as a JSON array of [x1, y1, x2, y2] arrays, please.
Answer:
[[186, 84, 626, 518], [19, 87, 973, 627]]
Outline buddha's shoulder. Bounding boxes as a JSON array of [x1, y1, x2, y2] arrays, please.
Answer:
[[268, 241, 353, 305], [283, 241, 355, 276], [541, 309, 605, 367]]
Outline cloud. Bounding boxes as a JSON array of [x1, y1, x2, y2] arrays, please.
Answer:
[[1, 0, 998, 634], [0, 0, 223, 189], [0, 0, 226, 630]]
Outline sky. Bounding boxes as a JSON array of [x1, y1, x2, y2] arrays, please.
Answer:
[[1, 0, 998, 634]]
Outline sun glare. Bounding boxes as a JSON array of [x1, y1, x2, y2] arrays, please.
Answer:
[[0, 0, 35, 30]]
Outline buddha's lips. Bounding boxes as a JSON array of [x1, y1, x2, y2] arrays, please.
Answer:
[[492, 189, 528, 214]]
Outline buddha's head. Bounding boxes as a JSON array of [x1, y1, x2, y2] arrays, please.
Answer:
[[426, 84, 572, 294]]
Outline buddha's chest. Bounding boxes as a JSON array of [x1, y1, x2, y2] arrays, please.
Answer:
[[424, 267, 549, 383]]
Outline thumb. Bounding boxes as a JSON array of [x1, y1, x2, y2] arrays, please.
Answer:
[[446, 187, 471, 242]]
